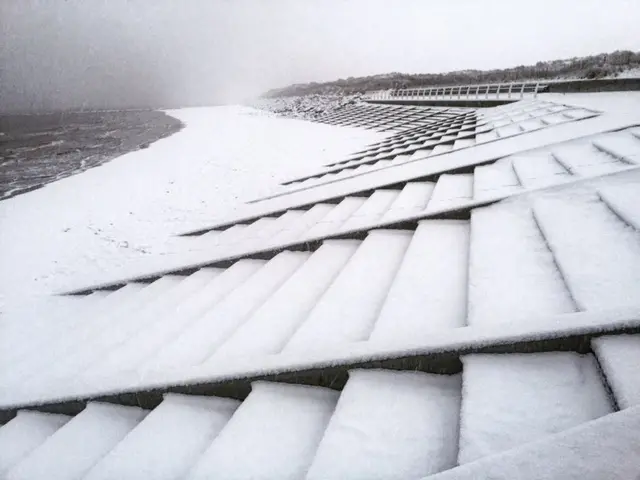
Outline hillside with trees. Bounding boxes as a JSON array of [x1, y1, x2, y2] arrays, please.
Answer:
[[262, 50, 640, 98]]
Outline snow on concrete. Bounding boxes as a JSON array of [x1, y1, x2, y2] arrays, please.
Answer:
[[20, 276, 185, 390], [0, 106, 382, 306], [306, 370, 461, 480], [427, 406, 640, 480], [303, 197, 366, 238], [146, 251, 308, 370], [337, 189, 399, 232], [598, 183, 640, 230], [84, 394, 239, 480], [370, 220, 468, 342], [379, 182, 435, 222], [425, 174, 474, 211], [592, 334, 640, 409], [473, 158, 521, 200], [511, 151, 571, 188], [91, 260, 263, 376], [551, 143, 627, 176], [467, 201, 576, 327], [210, 240, 359, 359], [533, 192, 640, 311], [284, 230, 411, 352], [0, 411, 70, 474], [457, 352, 613, 464], [5, 403, 146, 480], [186, 382, 338, 480]]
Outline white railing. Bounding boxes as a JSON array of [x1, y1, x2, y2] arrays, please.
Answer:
[[363, 81, 547, 102]]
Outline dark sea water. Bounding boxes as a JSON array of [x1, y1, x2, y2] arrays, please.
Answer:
[[0, 110, 183, 200]]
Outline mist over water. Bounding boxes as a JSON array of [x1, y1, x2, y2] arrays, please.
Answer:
[[2, 0, 640, 113]]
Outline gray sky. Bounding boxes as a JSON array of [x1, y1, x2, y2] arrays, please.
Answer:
[[1, 0, 639, 112]]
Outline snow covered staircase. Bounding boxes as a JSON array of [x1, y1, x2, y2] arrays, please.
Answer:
[[3, 403, 146, 480], [306, 370, 461, 479], [0, 358, 627, 480], [457, 352, 613, 464]]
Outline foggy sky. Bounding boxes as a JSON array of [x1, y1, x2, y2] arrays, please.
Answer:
[[1, 0, 639, 112]]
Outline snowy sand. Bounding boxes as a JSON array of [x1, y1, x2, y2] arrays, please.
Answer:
[[0, 106, 383, 309]]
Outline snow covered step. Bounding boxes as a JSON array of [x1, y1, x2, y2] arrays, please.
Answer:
[[211, 240, 359, 359], [408, 149, 432, 160], [306, 370, 461, 480], [200, 224, 247, 246], [268, 203, 335, 244], [496, 124, 523, 137], [592, 130, 640, 163], [284, 230, 411, 352], [457, 352, 613, 464], [425, 174, 474, 212], [2, 293, 109, 367], [473, 159, 521, 200], [379, 182, 435, 222], [511, 151, 571, 188], [0, 412, 70, 474], [99, 260, 265, 374], [219, 217, 275, 245], [5, 403, 146, 480], [551, 143, 628, 176], [475, 130, 499, 143], [430, 406, 640, 480], [563, 108, 597, 120], [518, 118, 545, 131], [592, 334, 640, 409], [370, 220, 468, 342], [533, 195, 640, 311], [598, 184, 640, 230], [389, 153, 411, 164], [431, 143, 454, 156], [39, 272, 214, 382], [149, 251, 309, 369], [338, 189, 400, 232], [453, 137, 475, 149], [304, 197, 367, 238], [2, 281, 152, 388], [467, 203, 575, 327], [84, 394, 240, 480], [83, 268, 222, 376], [186, 382, 338, 480], [223, 211, 305, 252]]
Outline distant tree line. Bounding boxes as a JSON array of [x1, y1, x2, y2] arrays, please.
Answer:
[[263, 50, 640, 98]]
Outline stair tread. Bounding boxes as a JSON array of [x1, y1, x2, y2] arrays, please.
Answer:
[[5, 403, 146, 480], [212, 241, 360, 359], [304, 197, 367, 238], [0, 411, 70, 474], [380, 182, 435, 222], [592, 334, 640, 409], [468, 203, 575, 327], [186, 382, 338, 480], [426, 174, 473, 212], [430, 406, 640, 480], [511, 151, 571, 188], [458, 352, 613, 464], [371, 220, 468, 342], [552, 143, 626, 176], [84, 395, 239, 480], [284, 230, 411, 351], [473, 159, 521, 200], [338, 190, 400, 232], [306, 369, 461, 480], [533, 194, 640, 311], [149, 251, 309, 369]]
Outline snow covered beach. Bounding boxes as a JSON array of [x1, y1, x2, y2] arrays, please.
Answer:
[[0, 106, 383, 308]]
